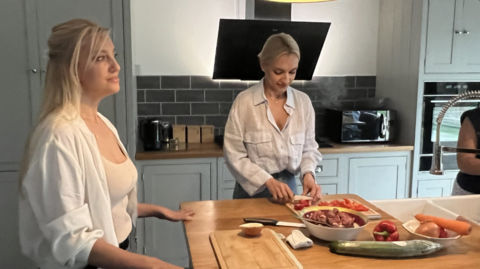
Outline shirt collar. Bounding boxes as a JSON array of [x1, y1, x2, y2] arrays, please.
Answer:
[[252, 78, 296, 109]]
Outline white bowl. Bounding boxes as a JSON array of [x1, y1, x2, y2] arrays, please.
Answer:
[[402, 219, 461, 248], [299, 206, 369, 241]]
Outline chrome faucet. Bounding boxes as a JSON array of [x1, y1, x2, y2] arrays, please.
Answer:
[[430, 91, 480, 175]]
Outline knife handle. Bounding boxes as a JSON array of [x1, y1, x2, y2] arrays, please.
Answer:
[[243, 218, 278, 226]]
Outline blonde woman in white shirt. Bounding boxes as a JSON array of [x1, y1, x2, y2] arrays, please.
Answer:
[[224, 33, 323, 203], [18, 19, 193, 269]]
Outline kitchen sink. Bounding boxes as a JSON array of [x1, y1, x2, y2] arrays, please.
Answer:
[[430, 195, 480, 225]]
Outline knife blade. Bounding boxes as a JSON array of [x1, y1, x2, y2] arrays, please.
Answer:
[[243, 218, 306, 228]]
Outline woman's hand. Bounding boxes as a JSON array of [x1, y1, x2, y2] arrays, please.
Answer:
[[161, 208, 195, 222], [265, 178, 294, 203], [302, 173, 321, 203]]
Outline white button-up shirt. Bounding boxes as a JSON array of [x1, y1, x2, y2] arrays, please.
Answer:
[[224, 79, 322, 196]]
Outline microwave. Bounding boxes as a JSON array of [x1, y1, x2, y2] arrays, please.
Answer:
[[325, 109, 396, 143]]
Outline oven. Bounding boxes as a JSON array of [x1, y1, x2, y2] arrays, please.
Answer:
[[419, 82, 480, 172]]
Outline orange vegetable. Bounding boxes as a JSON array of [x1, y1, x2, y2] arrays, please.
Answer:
[[414, 214, 472, 236]]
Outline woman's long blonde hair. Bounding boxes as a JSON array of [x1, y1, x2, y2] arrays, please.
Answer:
[[258, 33, 301, 65], [19, 19, 110, 190]]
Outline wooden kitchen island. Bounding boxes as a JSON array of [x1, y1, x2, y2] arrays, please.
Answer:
[[180, 194, 480, 269]]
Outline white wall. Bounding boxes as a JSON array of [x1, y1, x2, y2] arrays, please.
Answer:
[[132, 0, 378, 76], [292, 0, 379, 76]]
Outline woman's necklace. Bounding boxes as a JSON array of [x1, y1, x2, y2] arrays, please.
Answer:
[[269, 96, 279, 104]]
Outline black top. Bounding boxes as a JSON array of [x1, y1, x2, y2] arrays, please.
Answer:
[[456, 108, 480, 194]]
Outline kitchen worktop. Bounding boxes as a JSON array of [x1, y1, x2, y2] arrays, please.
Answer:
[[180, 194, 480, 269], [135, 142, 414, 160]]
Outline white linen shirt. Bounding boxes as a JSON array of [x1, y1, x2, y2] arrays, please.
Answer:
[[19, 112, 138, 269], [223, 79, 322, 196]]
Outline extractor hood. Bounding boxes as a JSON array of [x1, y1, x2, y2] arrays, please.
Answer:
[[212, 0, 330, 81]]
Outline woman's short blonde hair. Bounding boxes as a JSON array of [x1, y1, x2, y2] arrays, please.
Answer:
[[258, 33, 300, 65]]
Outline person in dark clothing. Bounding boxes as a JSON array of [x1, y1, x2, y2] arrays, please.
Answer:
[[453, 108, 480, 195]]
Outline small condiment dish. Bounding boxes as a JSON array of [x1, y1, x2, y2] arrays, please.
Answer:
[[239, 223, 264, 237]]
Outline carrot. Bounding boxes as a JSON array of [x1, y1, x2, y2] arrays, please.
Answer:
[[415, 214, 472, 236]]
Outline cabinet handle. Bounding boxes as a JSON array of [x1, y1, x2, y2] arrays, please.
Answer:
[[455, 30, 463, 35], [463, 30, 470, 35], [31, 69, 37, 73]]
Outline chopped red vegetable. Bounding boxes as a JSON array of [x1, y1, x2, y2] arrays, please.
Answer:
[[318, 198, 369, 212], [294, 204, 305, 210]]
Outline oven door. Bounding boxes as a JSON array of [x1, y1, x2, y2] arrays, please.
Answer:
[[419, 97, 480, 171]]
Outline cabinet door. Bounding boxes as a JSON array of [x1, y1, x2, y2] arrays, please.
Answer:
[[458, 0, 480, 72], [0, 0, 34, 170], [0, 172, 36, 268], [143, 164, 212, 268], [348, 157, 407, 200], [26, 0, 128, 143], [417, 179, 453, 198], [217, 157, 236, 200], [425, 0, 462, 73]]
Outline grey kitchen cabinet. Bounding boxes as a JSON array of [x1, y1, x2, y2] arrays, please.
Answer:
[[0, 172, 36, 269], [348, 157, 408, 200], [139, 158, 217, 268], [417, 178, 454, 198], [217, 157, 236, 200], [0, 0, 130, 172], [425, 0, 480, 73]]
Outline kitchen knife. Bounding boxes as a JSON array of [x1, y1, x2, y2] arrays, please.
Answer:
[[243, 218, 306, 228]]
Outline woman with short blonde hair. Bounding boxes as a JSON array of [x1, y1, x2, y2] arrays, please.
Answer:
[[224, 33, 322, 202], [19, 19, 191, 269]]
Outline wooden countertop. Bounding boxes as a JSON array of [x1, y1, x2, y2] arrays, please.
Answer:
[[180, 194, 480, 269], [135, 143, 413, 160]]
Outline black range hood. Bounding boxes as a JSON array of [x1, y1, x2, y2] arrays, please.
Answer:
[[212, 19, 331, 81]]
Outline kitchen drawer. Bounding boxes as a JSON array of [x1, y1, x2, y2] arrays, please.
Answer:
[[320, 184, 337, 195], [316, 159, 338, 177]]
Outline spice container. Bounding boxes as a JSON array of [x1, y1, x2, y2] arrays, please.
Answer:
[[201, 125, 215, 143], [172, 124, 186, 143], [187, 125, 201, 143]]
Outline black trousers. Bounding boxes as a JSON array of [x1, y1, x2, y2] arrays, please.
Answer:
[[83, 237, 130, 269]]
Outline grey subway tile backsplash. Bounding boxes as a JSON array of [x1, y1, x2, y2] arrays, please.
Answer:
[[356, 76, 376, 88], [205, 90, 233, 102], [192, 103, 219, 115], [146, 90, 175, 102], [219, 103, 233, 115], [138, 116, 176, 124], [161, 76, 190, 89], [341, 89, 367, 100], [137, 90, 145, 102], [136, 75, 376, 137], [138, 103, 160, 116], [176, 90, 205, 102], [162, 103, 190, 115], [176, 116, 205, 125], [368, 88, 376, 98], [191, 76, 219, 89], [206, 115, 228, 127], [219, 81, 248, 89], [137, 76, 160, 89], [345, 76, 356, 88]]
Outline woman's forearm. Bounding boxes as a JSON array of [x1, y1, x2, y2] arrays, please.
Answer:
[[137, 202, 169, 219]]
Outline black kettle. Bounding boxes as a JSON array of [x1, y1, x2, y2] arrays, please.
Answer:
[[140, 119, 173, 151]]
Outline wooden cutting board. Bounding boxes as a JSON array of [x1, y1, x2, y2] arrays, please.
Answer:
[[286, 198, 381, 220], [210, 228, 302, 269]]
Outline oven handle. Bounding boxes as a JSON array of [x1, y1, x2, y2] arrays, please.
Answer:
[[431, 100, 480, 103]]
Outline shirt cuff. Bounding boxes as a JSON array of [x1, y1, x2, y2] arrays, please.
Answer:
[[76, 237, 98, 265], [244, 169, 272, 196]]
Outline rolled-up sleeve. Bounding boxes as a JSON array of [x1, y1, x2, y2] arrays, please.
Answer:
[[300, 102, 323, 183], [223, 103, 272, 196], [21, 135, 103, 267]]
